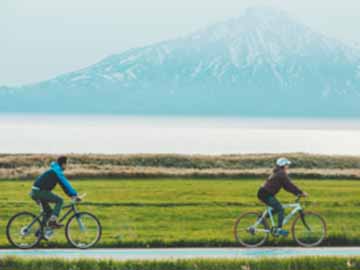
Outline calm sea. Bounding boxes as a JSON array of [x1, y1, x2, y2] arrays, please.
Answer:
[[1, 114, 360, 155]]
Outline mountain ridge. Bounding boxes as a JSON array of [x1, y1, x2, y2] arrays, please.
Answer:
[[1, 7, 360, 117]]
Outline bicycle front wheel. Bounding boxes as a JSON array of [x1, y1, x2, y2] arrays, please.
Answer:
[[65, 212, 102, 249], [291, 211, 327, 247], [234, 212, 269, 247], [6, 212, 42, 249]]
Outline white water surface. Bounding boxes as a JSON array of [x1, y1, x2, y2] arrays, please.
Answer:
[[0, 115, 360, 155]]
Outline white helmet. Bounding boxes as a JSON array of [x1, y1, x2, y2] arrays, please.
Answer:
[[276, 157, 291, 167]]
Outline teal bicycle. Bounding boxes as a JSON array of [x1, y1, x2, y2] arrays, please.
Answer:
[[234, 196, 327, 247]]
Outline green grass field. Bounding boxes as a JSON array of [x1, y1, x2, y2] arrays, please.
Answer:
[[0, 178, 358, 247], [1, 257, 359, 270]]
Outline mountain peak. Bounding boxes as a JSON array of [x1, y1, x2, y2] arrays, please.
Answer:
[[243, 6, 290, 19], [187, 6, 301, 44]]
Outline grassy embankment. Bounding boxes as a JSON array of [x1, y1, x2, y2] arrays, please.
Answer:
[[0, 178, 358, 247], [1, 257, 360, 270], [1, 153, 360, 179]]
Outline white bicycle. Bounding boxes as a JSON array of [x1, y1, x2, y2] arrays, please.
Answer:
[[234, 196, 327, 247]]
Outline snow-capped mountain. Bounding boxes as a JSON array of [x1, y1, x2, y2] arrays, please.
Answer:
[[1, 7, 360, 116]]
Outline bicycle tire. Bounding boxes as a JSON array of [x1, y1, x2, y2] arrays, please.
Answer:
[[65, 211, 102, 249], [234, 211, 269, 248], [291, 211, 327, 247], [6, 211, 42, 249]]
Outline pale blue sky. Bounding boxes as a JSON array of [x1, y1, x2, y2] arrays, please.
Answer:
[[1, 0, 360, 86]]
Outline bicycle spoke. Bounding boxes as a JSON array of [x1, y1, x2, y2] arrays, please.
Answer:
[[292, 212, 326, 247], [66, 212, 101, 248], [7, 212, 42, 249], [234, 212, 269, 247]]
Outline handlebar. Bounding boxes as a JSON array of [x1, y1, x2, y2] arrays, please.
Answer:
[[295, 194, 307, 203], [71, 193, 87, 204], [78, 193, 87, 199]]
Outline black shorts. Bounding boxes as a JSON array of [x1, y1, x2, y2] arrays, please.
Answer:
[[257, 187, 271, 204]]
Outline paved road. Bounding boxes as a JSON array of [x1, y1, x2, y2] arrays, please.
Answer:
[[1, 247, 360, 260]]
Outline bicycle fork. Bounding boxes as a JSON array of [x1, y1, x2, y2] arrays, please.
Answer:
[[299, 210, 312, 231], [73, 206, 86, 232]]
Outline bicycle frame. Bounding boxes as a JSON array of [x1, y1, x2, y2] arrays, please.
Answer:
[[27, 201, 79, 230], [58, 203, 79, 224], [253, 201, 303, 233]]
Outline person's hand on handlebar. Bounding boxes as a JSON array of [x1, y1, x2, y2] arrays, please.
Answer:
[[72, 196, 82, 202], [301, 192, 309, 197]]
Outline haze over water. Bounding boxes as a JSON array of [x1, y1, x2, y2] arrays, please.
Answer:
[[1, 115, 360, 155]]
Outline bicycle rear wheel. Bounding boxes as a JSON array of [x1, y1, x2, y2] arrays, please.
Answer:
[[234, 212, 269, 247], [6, 212, 42, 249], [291, 211, 327, 247], [65, 212, 102, 248]]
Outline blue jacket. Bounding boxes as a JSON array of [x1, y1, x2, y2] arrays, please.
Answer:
[[33, 162, 77, 197]]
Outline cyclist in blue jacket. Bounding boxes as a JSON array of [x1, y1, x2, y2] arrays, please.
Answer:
[[31, 156, 80, 228]]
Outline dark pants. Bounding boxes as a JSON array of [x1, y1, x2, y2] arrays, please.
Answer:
[[258, 188, 284, 228], [31, 189, 63, 223]]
